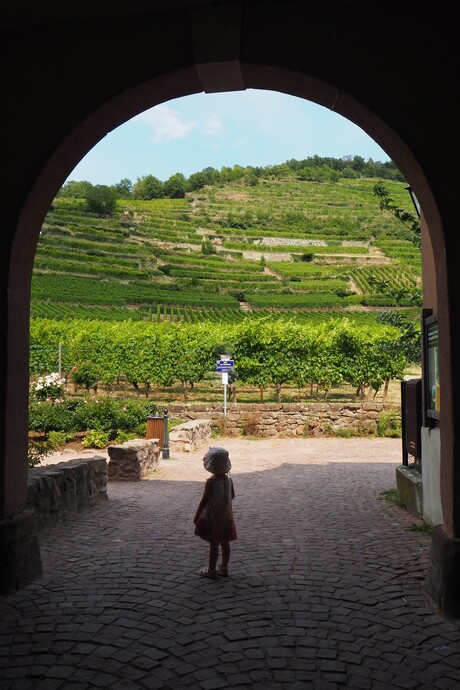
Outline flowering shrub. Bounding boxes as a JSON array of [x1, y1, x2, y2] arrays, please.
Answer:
[[32, 372, 66, 404], [68, 361, 99, 391]]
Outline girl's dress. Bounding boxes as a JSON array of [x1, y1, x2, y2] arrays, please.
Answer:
[[194, 474, 237, 543]]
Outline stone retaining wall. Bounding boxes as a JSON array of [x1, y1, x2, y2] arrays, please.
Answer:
[[107, 438, 160, 480], [169, 402, 400, 437], [169, 419, 211, 452], [27, 456, 108, 531]]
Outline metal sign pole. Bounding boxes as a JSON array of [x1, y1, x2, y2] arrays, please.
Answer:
[[222, 371, 228, 417], [162, 408, 170, 459], [216, 359, 233, 420]]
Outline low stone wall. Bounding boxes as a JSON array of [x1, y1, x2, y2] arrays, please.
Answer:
[[396, 465, 423, 517], [169, 402, 400, 437], [169, 419, 211, 452], [107, 438, 160, 480], [27, 456, 108, 531]]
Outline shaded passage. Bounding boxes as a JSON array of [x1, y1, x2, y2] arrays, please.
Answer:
[[1, 437, 460, 689]]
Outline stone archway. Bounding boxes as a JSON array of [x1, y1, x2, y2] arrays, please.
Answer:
[[2, 1, 459, 617]]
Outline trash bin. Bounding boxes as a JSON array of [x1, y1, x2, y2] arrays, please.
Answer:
[[146, 416, 164, 448], [146, 410, 170, 459]]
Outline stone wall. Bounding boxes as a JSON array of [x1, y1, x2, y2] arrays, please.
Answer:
[[168, 402, 400, 437], [27, 456, 108, 531], [169, 419, 211, 452], [107, 438, 160, 480]]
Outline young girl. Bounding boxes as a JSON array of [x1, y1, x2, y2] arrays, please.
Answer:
[[193, 446, 237, 579]]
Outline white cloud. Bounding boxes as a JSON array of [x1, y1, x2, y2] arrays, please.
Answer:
[[134, 105, 196, 143], [202, 114, 224, 137]]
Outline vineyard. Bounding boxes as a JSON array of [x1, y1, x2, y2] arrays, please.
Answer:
[[29, 317, 415, 406], [28, 171, 423, 413], [32, 175, 422, 324]]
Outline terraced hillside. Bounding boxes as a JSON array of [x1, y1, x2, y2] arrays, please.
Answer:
[[32, 176, 421, 325]]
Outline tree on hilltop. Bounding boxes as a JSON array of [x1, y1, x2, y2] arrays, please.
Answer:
[[133, 175, 164, 199], [85, 184, 117, 215]]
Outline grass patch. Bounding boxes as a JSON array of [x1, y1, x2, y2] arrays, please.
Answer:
[[381, 489, 433, 535], [409, 521, 433, 536], [380, 488, 407, 509]]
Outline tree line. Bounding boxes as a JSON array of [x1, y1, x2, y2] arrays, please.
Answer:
[[58, 155, 405, 214], [30, 315, 419, 403]]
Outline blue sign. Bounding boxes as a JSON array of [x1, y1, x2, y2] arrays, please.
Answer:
[[216, 359, 234, 368], [216, 359, 234, 372]]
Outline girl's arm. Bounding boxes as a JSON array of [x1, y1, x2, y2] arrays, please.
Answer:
[[193, 478, 212, 523]]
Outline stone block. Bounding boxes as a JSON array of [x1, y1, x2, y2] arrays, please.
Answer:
[[396, 465, 423, 516], [169, 419, 211, 452], [108, 438, 160, 480]]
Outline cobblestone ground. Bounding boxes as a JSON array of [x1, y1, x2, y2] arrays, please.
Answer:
[[1, 437, 460, 689]]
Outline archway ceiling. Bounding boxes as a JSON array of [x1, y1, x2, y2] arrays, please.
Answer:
[[2, 0, 395, 27]]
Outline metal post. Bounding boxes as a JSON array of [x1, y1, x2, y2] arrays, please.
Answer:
[[401, 381, 408, 466], [224, 382, 227, 417], [162, 408, 170, 459]]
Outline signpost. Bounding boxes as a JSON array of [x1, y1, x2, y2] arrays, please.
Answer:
[[216, 357, 234, 416], [216, 359, 234, 371]]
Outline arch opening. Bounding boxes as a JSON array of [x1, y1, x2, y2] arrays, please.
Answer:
[[3, 54, 454, 616]]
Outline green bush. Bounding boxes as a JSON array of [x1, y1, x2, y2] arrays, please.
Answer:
[[28, 437, 59, 468], [68, 360, 99, 390], [85, 185, 117, 215], [377, 409, 401, 437], [48, 430, 74, 447], [113, 430, 138, 444], [29, 400, 78, 434], [133, 422, 148, 437], [111, 398, 157, 431], [73, 397, 156, 433], [29, 396, 157, 436], [201, 239, 217, 255], [68, 399, 113, 432], [82, 429, 110, 449]]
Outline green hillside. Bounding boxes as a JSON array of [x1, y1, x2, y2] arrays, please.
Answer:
[[32, 174, 421, 326]]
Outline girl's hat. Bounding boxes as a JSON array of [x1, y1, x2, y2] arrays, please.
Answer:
[[203, 447, 231, 474]]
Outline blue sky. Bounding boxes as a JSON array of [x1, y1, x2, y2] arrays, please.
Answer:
[[67, 89, 391, 185]]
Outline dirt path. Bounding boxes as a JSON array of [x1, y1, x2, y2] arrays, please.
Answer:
[[40, 435, 403, 478]]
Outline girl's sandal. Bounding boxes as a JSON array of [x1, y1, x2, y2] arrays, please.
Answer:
[[199, 567, 217, 579], [216, 566, 229, 577]]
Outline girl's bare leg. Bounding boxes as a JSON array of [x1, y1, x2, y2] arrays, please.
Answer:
[[209, 542, 219, 571], [221, 542, 230, 568]]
